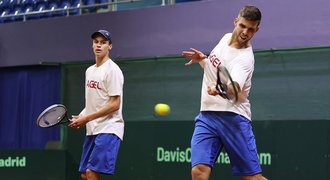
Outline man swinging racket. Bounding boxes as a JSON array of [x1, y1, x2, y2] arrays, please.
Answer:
[[182, 5, 268, 180]]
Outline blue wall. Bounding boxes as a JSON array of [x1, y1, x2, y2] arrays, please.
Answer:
[[0, 66, 61, 149]]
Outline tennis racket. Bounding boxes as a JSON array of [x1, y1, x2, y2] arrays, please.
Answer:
[[36, 104, 71, 128], [215, 64, 238, 103]]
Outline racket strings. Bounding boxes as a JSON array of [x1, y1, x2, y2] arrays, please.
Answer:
[[216, 67, 230, 100], [38, 106, 66, 127]]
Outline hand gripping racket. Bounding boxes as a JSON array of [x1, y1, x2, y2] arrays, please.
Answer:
[[215, 64, 238, 103], [36, 104, 71, 128]]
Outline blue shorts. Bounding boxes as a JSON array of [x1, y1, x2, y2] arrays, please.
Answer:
[[79, 133, 121, 175], [191, 111, 262, 176]]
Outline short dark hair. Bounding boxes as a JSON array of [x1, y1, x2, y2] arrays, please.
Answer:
[[238, 5, 262, 25]]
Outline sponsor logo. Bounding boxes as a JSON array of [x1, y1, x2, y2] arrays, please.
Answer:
[[87, 80, 101, 89], [156, 147, 271, 165], [0, 156, 26, 168]]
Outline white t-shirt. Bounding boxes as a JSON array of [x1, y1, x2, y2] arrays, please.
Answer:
[[200, 33, 254, 120], [81, 59, 124, 140]]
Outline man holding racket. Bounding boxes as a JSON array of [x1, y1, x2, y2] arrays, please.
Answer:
[[69, 29, 124, 180], [182, 5, 267, 180]]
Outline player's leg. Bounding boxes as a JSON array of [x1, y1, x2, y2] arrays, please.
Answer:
[[191, 164, 211, 180], [81, 173, 87, 180], [79, 136, 95, 179], [242, 174, 268, 180], [216, 112, 264, 177], [79, 134, 121, 178], [85, 169, 100, 180], [87, 134, 121, 175], [191, 112, 223, 180]]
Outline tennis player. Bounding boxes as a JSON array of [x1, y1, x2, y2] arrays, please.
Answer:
[[182, 5, 267, 180], [69, 30, 124, 180]]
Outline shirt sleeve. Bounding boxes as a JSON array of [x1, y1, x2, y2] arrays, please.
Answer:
[[79, 108, 86, 116], [106, 66, 124, 97]]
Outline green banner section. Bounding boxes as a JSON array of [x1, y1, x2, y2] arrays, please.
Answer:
[[108, 120, 330, 180], [2, 120, 329, 179], [0, 150, 66, 180]]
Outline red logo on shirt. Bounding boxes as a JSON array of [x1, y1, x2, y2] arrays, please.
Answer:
[[87, 80, 101, 89], [208, 52, 221, 67]]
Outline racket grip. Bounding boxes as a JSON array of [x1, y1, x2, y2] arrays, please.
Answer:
[[208, 83, 219, 96]]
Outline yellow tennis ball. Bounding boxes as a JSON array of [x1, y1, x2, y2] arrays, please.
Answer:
[[154, 103, 170, 116]]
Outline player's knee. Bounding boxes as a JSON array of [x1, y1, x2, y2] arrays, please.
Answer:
[[85, 169, 100, 179], [191, 165, 211, 179], [80, 173, 87, 180], [85, 169, 94, 176], [242, 173, 267, 180], [191, 166, 200, 177]]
